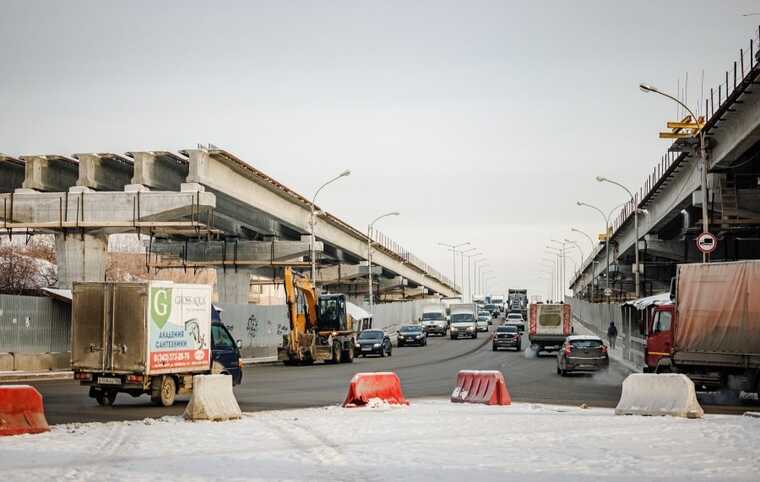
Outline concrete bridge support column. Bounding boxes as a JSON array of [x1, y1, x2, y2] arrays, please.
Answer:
[[54, 233, 108, 289], [215, 268, 253, 304]]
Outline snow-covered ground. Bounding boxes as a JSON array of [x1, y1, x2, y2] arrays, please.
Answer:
[[1, 399, 758, 482]]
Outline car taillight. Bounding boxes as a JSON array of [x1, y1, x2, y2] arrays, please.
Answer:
[[74, 372, 92, 381], [126, 374, 144, 384], [601, 345, 608, 354]]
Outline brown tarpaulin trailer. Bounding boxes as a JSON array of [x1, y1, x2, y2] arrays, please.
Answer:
[[675, 261, 760, 354]]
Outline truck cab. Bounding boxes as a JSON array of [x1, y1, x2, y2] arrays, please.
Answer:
[[645, 303, 675, 372], [211, 321, 244, 385]]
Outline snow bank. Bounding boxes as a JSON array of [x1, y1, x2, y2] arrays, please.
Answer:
[[1, 400, 757, 481], [184, 374, 241, 421], [615, 373, 704, 418]]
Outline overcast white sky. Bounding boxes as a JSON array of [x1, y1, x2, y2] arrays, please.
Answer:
[[2, 1, 759, 299]]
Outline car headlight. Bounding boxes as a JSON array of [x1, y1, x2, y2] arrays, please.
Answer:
[[416, 335, 423, 339], [355, 343, 361, 348], [398, 335, 405, 339], [450, 326, 457, 331], [373, 343, 381, 348], [466, 326, 474, 331]]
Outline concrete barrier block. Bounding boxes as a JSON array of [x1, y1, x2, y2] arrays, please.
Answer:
[[0, 353, 14, 371], [615, 373, 704, 418], [184, 374, 241, 421], [12, 353, 53, 371], [49, 352, 71, 370]]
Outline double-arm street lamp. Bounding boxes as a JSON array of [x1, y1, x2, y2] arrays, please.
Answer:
[[367, 211, 400, 315], [438, 242, 470, 288], [311, 170, 351, 284], [640, 83, 709, 263]]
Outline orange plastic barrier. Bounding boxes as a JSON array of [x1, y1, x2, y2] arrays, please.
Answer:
[[450, 370, 511, 406], [0, 385, 50, 436], [342, 372, 409, 407]]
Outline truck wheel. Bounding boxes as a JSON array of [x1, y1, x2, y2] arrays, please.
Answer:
[[96, 390, 117, 407], [343, 346, 354, 363], [330, 343, 342, 364], [154, 376, 176, 407]]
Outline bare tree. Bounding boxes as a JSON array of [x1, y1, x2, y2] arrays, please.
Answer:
[[0, 239, 57, 294]]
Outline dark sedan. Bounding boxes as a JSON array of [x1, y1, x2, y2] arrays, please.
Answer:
[[397, 325, 427, 347], [557, 335, 609, 376], [492, 325, 522, 351], [354, 330, 392, 357]]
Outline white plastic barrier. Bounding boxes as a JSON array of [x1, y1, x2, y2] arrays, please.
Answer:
[[615, 373, 704, 418], [184, 374, 242, 421]]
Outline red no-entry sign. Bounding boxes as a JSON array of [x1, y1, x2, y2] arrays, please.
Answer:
[[696, 232, 717, 254]]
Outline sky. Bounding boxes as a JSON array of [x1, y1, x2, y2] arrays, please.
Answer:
[[2, 1, 759, 300]]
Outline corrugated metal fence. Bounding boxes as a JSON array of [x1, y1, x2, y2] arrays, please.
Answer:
[[0, 295, 71, 352]]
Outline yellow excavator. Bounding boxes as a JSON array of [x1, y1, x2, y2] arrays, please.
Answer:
[[277, 267, 357, 365]]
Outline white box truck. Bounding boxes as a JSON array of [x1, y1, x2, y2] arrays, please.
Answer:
[[449, 303, 478, 339], [420, 303, 448, 336]]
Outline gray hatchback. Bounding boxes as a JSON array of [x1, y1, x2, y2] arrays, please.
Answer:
[[556, 335, 609, 376]]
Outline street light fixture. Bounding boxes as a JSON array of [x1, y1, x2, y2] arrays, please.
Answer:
[[367, 211, 400, 315], [570, 227, 595, 252], [310, 169, 351, 284], [597, 176, 641, 298], [640, 82, 709, 263]]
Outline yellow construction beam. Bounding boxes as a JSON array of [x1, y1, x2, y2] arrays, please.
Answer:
[[666, 122, 704, 130], [659, 132, 694, 139]]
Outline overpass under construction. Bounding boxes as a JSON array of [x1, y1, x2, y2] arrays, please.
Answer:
[[0, 148, 460, 302]]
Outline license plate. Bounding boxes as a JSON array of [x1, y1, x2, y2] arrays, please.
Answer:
[[361, 347, 372, 351], [98, 377, 121, 385]]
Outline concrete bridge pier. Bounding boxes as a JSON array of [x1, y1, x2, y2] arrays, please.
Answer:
[[215, 268, 255, 304], [54, 232, 108, 289]]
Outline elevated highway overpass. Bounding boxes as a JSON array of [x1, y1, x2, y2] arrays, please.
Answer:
[[571, 32, 760, 299], [0, 148, 459, 301]]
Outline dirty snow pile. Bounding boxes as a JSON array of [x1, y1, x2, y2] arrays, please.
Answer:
[[1, 400, 759, 481]]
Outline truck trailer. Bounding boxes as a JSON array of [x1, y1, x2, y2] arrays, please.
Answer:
[[71, 281, 242, 407], [645, 261, 760, 394]]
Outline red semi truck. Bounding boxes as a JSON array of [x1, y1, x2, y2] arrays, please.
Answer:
[[528, 303, 572, 353], [645, 261, 760, 393]]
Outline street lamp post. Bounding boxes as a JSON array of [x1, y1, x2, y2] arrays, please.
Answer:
[[459, 247, 476, 299], [577, 201, 611, 292], [473, 259, 487, 297], [597, 176, 641, 299], [541, 258, 556, 300], [464, 252, 483, 302], [542, 256, 558, 302], [438, 242, 470, 287], [367, 211, 400, 316], [640, 83, 709, 263], [310, 170, 351, 285], [571, 227, 596, 253]]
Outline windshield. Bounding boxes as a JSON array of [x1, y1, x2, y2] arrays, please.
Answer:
[[507, 314, 522, 319], [450, 313, 475, 323], [358, 331, 383, 340], [400, 325, 422, 333], [422, 312, 444, 321], [485, 304, 497, 310], [497, 326, 518, 333], [478, 316, 489, 321], [478, 311, 490, 317]]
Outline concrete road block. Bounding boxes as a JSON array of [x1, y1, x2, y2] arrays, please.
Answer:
[[184, 374, 241, 421], [615, 373, 704, 418], [49, 352, 71, 370], [0, 353, 13, 371], [12, 353, 52, 371]]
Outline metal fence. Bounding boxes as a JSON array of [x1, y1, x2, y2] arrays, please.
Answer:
[[0, 295, 71, 352]]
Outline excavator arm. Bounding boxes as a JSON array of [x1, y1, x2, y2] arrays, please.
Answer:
[[283, 267, 319, 355]]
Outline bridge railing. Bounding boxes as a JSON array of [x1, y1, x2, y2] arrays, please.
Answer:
[[369, 227, 459, 293], [572, 26, 760, 289]]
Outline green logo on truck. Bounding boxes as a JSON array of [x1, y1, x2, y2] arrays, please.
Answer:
[[151, 288, 172, 328]]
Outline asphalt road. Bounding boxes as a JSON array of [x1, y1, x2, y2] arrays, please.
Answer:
[[7, 322, 636, 425]]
